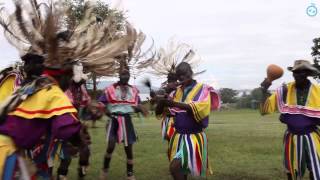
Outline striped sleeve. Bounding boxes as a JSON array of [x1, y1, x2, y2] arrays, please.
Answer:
[[189, 88, 211, 122]]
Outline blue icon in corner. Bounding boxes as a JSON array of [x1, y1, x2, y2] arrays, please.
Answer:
[[307, 3, 318, 17]]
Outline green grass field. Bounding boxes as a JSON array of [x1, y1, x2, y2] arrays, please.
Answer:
[[66, 110, 292, 180]]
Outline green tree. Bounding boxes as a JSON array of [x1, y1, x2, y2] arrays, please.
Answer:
[[236, 88, 263, 109], [65, 0, 126, 97], [249, 88, 263, 109], [250, 88, 263, 102], [219, 88, 238, 103], [236, 92, 251, 108], [65, 0, 126, 32]]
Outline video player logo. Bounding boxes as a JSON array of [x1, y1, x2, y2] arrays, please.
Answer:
[[307, 3, 318, 17]]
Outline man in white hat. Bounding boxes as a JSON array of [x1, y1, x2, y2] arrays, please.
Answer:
[[260, 60, 320, 180]]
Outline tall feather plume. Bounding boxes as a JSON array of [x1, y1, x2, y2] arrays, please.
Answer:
[[117, 22, 155, 77], [150, 38, 204, 78], [28, 0, 44, 36], [43, 3, 59, 66], [0, 1, 136, 77], [0, 10, 28, 51], [54, 2, 132, 76], [13, 2, 30, 42], [13, 1, 44, 53], [0, 0, 49, 55]]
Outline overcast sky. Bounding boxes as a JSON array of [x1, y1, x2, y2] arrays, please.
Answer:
[[1, 0, 320, 89]]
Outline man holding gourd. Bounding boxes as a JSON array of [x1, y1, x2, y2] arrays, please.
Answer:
[[260, 60, 320, 180]]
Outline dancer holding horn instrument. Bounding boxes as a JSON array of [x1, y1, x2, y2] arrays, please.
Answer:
[[153, 42, 221, 179], [146, 40, 209, 166]]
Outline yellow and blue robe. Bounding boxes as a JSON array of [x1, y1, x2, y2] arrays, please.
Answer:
[[261, 82, 320, 179], [168, 81, 220, 177]]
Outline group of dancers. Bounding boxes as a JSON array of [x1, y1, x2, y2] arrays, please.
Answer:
[[0, 1, 220, 180], [1, 1, 320, 180]]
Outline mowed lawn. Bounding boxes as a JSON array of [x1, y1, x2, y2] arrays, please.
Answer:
[[65, 110, 291, 180]]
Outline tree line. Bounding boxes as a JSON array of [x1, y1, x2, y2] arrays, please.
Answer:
[[219, 88, 264, 109]]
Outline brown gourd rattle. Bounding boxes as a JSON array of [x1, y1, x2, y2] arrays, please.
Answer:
[[266, 64, 284, 83]]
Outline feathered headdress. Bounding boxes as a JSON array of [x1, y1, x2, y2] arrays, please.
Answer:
[[0, 0, 131, 76], [150, 39, 205, 80], [113, 23, 155, 77]]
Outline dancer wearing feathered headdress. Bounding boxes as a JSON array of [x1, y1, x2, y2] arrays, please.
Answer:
[[150, 40, 206, 145], [154, 43, 220, 179], [0, 0, 132, 179], [98, 24, 154, 180]]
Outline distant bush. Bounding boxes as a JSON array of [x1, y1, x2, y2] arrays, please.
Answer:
[[235, 88, 262, 109]]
